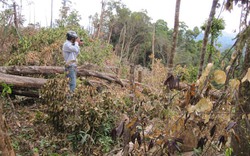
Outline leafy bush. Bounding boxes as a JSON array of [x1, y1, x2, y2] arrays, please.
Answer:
[[40, 78, 120, 154], [78, 39, 112, 66]]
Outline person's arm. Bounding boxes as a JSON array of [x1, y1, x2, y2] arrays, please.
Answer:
[[64, 41, 80, 53]]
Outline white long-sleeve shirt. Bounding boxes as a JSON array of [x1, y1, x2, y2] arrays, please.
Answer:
[[62, 40, 80, 66]]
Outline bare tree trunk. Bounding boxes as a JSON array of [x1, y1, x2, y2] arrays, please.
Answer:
[[120, 25, 126, 64], [13, 2, 18, 28], [129, 64, 135, 102], [198, 0, 219, 78], [167, 0, 181, 75], [97, 0, 105, 39], [0, 73, 47, 88], [138, 70, 142, 83], [0, 66, 124, 87], [152, 23, 155, 68], [0, 98, 16, 156], [108, 25, 113, 44], [126, 37, 132, 62], [207, 35, 215, 63], [50, 0, 53, 28]]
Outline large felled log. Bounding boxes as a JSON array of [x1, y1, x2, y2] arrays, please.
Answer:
[[0, 73, 47, 88], [0, 66, 124, 87]]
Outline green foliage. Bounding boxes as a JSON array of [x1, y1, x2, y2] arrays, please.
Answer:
[[201, 18, 225, 39], [40, 78, 120, 153], [1, 83, 12, 96], [193, 148, 202, 155], [78, 40, 112, 66], [225, 147, 233, 156], [98, 136, 113, 153], [6, 26, 89, 66], [175, 65, 198, 83]]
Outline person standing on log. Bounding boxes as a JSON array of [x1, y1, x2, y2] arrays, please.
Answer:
[[63, 30, 83, 92]]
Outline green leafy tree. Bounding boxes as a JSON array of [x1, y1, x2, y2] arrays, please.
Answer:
[[55, 0, 81, 27], [201, 18, 225, 63], [154, 19, 171, 64]]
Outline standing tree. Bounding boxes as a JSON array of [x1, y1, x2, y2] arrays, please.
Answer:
[[97, 0, 106, 39], [201, 18, 225, 63], [50, 0, 53, 28], [197, 0, 219, 78], [151, 23, 155, 67], [167, 0, 181, 75], [155, 19, 171, 64]]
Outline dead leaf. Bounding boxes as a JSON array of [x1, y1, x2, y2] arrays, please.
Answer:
[[242, 68, 250, 83], [114, 150, 123, 156], [214, 70, 226, 84], [204, 114, 210, 124], [226, 65, 231, 73], [188, 98, 213, 113], [148, 139, 154, 151], [197, 136, 208, 150], [143, 102, 154, 112], [116, 120, 126, 137], [129, 141, 134, 153], [232, 129, 240, 143], [144, 124, 153, 135], [197, 63, 213, 87], [218, 135, 226, 147], [126, 117, 138, 130], [231, 51, 237, 60], [16, 120, 21, 127], [229, 79, 240, 90], [210, 125, 216, 137], [225, 121, 237, 132]]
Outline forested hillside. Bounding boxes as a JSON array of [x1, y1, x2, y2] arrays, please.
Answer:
[[196, 31, 236, 52], [0, 0, 249, 156]]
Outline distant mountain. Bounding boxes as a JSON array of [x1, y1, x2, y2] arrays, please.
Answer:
[[195, 31, 237, 52]]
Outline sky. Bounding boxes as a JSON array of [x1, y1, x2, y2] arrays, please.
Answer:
[[19, 0, 242, 34]]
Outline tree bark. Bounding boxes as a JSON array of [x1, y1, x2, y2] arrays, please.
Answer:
[[167, 0, 181, 75], [152, 23, 155, 68], [0, 73, 47, 88], [198, 0, 219, 78], [0, 66, 124, 87], [13, 2, 18, 28], [97, 0, 105, 39], [0, 98, 16, 156], [207, 35, 215, 63]]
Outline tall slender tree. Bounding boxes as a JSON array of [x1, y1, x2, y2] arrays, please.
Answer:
[[97, 0, 106, 39], [152, 23, 155, 67], [167, 0, 181, 75], [197, 0, 219, 78], [50, 0, 53, 28]]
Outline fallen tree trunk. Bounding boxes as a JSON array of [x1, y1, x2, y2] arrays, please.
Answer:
[[0, 73, 46, 89], [11, 89, 39, 98], [0, 74, 113, 97], [0, 66, 124, 87]]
